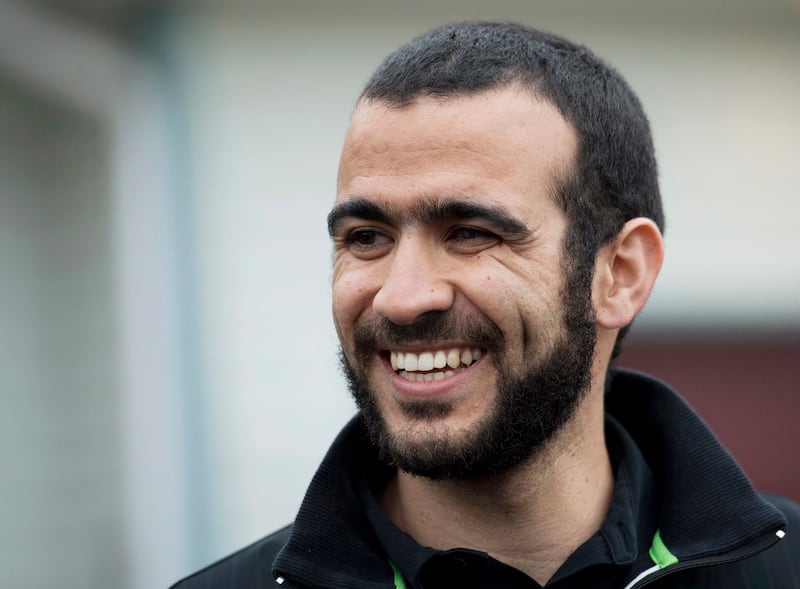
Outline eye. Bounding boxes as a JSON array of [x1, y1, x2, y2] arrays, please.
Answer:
[[449, 226, 491, 241], [344, 228, 393, 258], [348, 228, 390, 247], [446, 225, 501, 252]]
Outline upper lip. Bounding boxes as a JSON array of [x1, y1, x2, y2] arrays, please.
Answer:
[[380, 342, 484, 353]]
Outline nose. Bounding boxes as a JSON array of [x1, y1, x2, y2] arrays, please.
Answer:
[[372, 236, 455, 326]]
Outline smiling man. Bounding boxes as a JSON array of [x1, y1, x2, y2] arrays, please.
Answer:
[[172, 22, 799, 589]]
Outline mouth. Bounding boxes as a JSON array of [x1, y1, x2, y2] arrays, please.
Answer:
[[387, 347, 484, 382]]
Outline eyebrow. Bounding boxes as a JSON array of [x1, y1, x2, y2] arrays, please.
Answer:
[[327, 197, 532, 239]]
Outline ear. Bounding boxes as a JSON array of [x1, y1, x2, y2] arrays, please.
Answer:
[[592, 218, 664, 329]]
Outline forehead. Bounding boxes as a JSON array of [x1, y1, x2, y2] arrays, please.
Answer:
[[336, 86, 578, 216]]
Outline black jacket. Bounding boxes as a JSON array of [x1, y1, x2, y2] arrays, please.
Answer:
[[171, 370, 800, 588]]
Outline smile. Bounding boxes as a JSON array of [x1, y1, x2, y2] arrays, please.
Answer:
[[389, 348, 483, 382]]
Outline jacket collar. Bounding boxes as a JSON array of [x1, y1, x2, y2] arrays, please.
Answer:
[[606, 369, 786, 561], [273, 417, 394, 589], [273, 369, 787, 587]]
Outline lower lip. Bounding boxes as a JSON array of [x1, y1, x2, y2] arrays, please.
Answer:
[[380, 354, 485, 399]]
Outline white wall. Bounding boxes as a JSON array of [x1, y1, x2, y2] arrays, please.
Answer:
[[0, 71, 127, 589], [0, 3, 191, 588]]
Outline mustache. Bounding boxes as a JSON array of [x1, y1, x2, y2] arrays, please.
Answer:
[[351, 312, 504, 363]]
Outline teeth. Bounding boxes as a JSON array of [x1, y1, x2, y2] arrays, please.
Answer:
[[398, 368, 457, 382], [391, 348, 483, 375], [418, 352, 434, 371], [461, 349, 473, 366], [447, 349, 461, 369]]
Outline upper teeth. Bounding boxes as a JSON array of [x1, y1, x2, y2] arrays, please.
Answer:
[[390, 348, 482, 372]]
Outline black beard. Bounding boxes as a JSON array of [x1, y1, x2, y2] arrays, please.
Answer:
[[339, 266, 597, 480]]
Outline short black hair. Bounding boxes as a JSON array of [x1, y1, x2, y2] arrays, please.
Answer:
[[361, 21, 664, 357]]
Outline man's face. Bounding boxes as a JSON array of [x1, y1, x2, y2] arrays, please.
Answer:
[[330, 86, 597, 479]]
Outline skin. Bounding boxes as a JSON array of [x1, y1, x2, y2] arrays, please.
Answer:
[[330, 85, 664, 583]]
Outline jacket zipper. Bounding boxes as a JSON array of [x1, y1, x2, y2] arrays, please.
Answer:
[[626, 528, 786, 588]]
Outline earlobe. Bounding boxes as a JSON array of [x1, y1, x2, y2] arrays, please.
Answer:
[[593, 218, 664, 329]]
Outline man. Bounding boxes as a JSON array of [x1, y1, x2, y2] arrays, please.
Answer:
[[173, 22, 799, 588]]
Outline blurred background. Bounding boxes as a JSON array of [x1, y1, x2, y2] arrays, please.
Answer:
[[0, 0, 798, 587]]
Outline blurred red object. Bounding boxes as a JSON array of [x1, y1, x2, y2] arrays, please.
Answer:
[[620, 332, 800, 502]]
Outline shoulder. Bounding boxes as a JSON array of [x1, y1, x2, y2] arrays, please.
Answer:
[[663, 494, 800, 586], [763, 492, 800, 551], [764, 492, 800, 520], [169, 524, 293, 589], [740, 493, 800, 589]]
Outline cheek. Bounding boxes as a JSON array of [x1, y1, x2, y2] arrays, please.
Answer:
[[331, 281, 357, 337], [474, 271, 564, 353], [331, 267, 379, 336]]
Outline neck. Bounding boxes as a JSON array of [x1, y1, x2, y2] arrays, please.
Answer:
[[378, 393, 613, 585]]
